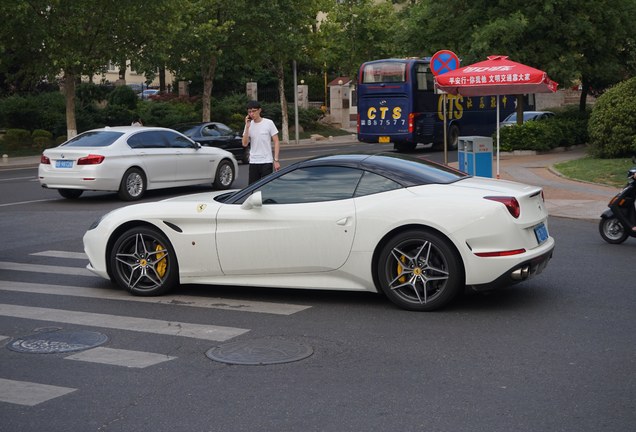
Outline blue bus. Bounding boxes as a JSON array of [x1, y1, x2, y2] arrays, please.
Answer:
[[357, 58, 518, 152]]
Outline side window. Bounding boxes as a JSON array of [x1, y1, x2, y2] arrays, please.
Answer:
[[165, 131, 194, 148], [218, 124, 233, 137], [202, 126, 221, 137], [415, 63, 434, 92], [354, 171, 401, 197], [257, 166, 363, 204], [127, 131, 167, 149]]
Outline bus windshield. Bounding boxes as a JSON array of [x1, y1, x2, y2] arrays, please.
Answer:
[[361, 61, 406, 84]]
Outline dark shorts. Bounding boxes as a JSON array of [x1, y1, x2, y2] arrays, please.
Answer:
[[248, 163, 274, 184]]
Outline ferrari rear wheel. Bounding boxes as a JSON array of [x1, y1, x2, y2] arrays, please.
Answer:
[[109, 226, 178, 296], [377, 229, 464, 311]]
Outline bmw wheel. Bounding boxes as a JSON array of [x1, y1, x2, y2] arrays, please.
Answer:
[[109, 226, 178, 296], [213, 159, 235, 189], [119, 168, 146, 201], [377, 229, 464, 311], [58, 189, 83, 199], [599, 217, 629, 244]]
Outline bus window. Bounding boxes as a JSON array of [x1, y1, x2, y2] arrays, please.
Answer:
[[415, 63, 434, 91], [362, 61, 406, 84]]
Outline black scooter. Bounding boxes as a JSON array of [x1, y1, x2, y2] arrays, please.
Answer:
[[599, 163, 636, 244]]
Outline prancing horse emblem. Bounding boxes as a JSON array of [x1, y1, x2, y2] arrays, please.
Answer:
[[197, 204, 207, 213]]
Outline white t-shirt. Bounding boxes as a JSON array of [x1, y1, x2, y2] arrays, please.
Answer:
[[244, 118, 278, 164]]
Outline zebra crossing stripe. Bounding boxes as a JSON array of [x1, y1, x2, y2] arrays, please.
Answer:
[[0, 261, 96, 277], [0, 304, 248, 342], [31, 250, 87, 260], [0, 378, 76, 406], [0, 280, 310, 315]]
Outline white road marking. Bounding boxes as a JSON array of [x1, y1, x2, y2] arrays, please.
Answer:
[[31, 250, 87, 260], [0, 378, 76, 406], [0, 261, 96, 277], [0, 304, 248, 341], [0, 280, 310, 315], [0, 199, 57, 207], [65, 347, 176, 368]]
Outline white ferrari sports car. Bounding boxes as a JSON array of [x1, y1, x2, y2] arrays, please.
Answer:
[[83, 152, 554, 311]]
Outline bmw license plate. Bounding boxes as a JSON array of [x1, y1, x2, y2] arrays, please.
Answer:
[[379, 136, 390, 143], [534, 223, 549, 244], [55, 160, 73, 169]]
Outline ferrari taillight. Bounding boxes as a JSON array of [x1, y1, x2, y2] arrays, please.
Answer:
[[77, 154, 105, 165], [485, 196, 520, 218]]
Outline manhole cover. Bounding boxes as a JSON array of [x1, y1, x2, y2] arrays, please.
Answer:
[[7, 329, 108, 354], [206, 337, 313, 365]]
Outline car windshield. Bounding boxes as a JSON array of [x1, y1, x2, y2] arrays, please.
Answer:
[[62, 131, 124, 147]]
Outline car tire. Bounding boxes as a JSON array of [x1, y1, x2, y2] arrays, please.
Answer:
[[109, 226, 178, 296], [376, 229, 464, 311], [58, 189, 83, 199], [599, 217, 629, 244], [213, 159, 235, 190], [118, 168, 146, 201]]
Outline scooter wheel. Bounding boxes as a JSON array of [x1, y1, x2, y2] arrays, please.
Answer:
[[599, 217, 629, 244]]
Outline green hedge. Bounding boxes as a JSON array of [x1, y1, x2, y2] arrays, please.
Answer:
[[588, 77, 636, 158], [497, 107, 589, 152]]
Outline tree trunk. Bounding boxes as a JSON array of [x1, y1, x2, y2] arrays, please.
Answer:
[[63, 71, 78, 138], [277, 61, 289, 144], [159, 67, 166, 93], [201, 56, 218, 122], [516, 94, 524, 125]]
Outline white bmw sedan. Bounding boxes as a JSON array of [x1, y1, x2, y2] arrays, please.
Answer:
[[38, 126, 238, 200], [83, 152, 555, 311]]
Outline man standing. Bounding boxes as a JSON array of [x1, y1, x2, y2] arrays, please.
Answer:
[[242, 100, 280, 184]]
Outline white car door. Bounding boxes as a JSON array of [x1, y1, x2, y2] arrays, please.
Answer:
[[215, 166, 361, 275], [126, 131, 176, 185], [165, 131, 214, 183]]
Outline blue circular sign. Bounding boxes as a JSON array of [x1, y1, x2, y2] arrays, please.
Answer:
[[430, 50, 460, 76]]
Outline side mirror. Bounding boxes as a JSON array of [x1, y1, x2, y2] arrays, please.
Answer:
[[241, 191, 263, 210]]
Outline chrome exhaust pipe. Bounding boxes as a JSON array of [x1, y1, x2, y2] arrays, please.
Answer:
[[511, 265, 530, 281]]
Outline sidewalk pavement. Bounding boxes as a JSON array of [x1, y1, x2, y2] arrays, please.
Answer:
[[0, 137, 617, 221]]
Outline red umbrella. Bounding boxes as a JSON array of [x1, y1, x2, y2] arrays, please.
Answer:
[[435, 56, 558, 177]]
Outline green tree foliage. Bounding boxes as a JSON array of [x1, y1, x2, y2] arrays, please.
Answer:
[[588, 77, 636, 158], [0, 0, 180, 136], [399, 0, 636, 110]]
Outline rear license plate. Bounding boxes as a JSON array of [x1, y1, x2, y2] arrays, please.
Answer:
[[534, 223, 549, 244], [55, 160, 73, 168], [379, 136, 390, 143]]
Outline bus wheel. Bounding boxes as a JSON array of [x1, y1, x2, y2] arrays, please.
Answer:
[[447, 125, 460, 150], [394, 142, 416, 152]]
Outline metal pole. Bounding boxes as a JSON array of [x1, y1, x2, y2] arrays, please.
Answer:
[[496, 96, 500, 179], [443, 93, 448, 165], [293, 60, 299, 145]]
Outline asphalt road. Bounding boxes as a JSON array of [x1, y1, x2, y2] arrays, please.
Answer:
[[0, 144, 634, 432]]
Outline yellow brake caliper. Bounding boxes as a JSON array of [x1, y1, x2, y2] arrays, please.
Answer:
[[155, 244, 167, 277], [397, 255, 407, 283]]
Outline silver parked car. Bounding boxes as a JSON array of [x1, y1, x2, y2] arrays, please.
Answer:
[[499, 111, 555, 127], [38, 126, 238, 200]]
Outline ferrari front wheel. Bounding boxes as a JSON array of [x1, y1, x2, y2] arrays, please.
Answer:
[[377, 229, 464, 311], [109, 226, 178, 296]]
